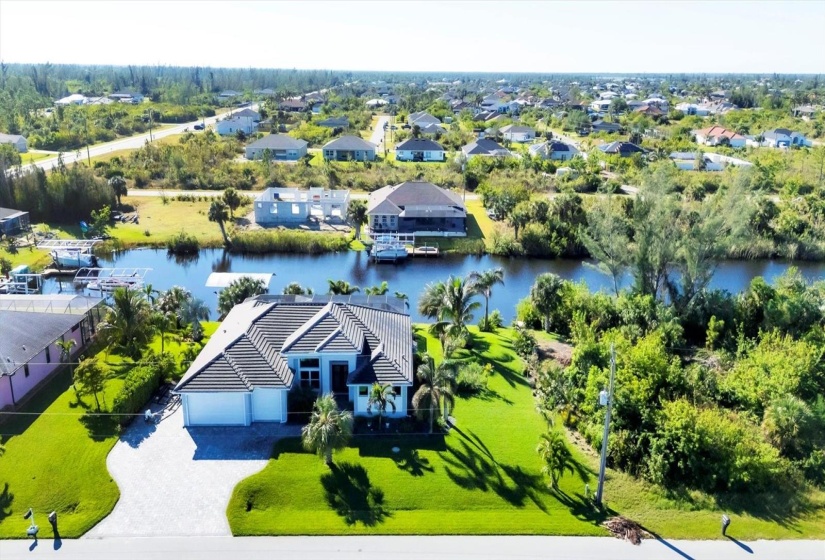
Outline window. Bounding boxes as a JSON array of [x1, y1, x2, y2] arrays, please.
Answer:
[[393, 386, 401, 395], [299, 358, 321, 390], [358, 386, 368, 397], [270, 205, 278, 214], [45, 346, 51, 364], [24, 364, 30, 377], [257, 202, 262, 209]]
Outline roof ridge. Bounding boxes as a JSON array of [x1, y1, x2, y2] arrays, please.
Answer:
[[281, 302, 334, 352]]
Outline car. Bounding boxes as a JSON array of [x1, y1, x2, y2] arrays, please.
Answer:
[[193, 123, 205, 130]]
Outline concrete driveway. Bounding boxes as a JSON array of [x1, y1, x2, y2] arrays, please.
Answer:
[[86, 401, 299, 538]]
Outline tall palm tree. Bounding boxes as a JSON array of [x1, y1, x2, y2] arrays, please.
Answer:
[[537, 430, 575, 490], [208, 199, 231, 246], [530, 273, 564, 332], [301, 394, 353, 466], [346, 199, 368, 240], [469, 268, 504, 331], [436, 275, 481, 341], [412, 354, 456, 433], [327, 279, 360, 295], [364, 281, 389, 295], [108, 175, 127, 208], [418, 280, 446, 320], [366, 383, 396, 430], [157, 286, 192, 326], [180, 297, 210, 342], [99, 286, 154, 359], [152, 310, 176, 355]]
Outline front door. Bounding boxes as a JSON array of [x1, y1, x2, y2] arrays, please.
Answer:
[[331, 363, 349, 394]]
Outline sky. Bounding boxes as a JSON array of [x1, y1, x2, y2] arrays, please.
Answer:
[[1, 0, 824, 74]]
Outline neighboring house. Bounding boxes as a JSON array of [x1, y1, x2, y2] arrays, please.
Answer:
[[173, 295, 413, 426], [635, 104, 665, 118], [394, 138, 446, 162], [0, 132, 28, 153], [365, 98, 388, 108], [367, 181, 466, 236], [233, 108, 262, 122], [793, 105, 817, 119], [598, 141, 645, 157], [219, 90, 241, 99], [591, 120, 623, 134], [675, 102, 710, 117], [254, 187, 349, 225], [322, 136, 376, 161], [316, 117, 350, 129], [693, 126, 746, 148], [528, 141, 579, 161], [55, 93, 87, 106], [408, 111, 441, 128], [760, 128, 812, 148], [473, 111, 502, 123], [245, 135, 308, 161], [417, 123, 446, 136], [109, 90, 145, 104], [670, 151, 752, 171], [215, 117, 257, 136], [590, 100, 612, 113], [461, 138, 511, 158], [0, 207, 30, 235], [500, 124, 535, 143], [279, 99, 308, 112], [0, 294, 103, 410]]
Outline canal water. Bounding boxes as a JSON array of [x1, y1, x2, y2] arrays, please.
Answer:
[[41, 249, 825, 322]]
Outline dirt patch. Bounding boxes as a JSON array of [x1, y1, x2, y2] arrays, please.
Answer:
[[536, 338, 574, 367], [603, 516, 651, 544]]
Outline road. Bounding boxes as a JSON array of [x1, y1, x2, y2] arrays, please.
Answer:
[[124, 189, 480, 202], [0, 535, 822, 560], [20, 105, 258, 173], [370, 115, 391, 153]]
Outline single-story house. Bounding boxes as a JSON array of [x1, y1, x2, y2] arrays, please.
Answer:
[[760, 128, 812, 148], [322, 136, 376, 162], [461, 138, 511, 158], [245, 134, 308, 161], [109, 90, 144, 104], [693, 126, 746, 148], [55, 94, 87, 106], [279, 99, 308, 112], [635, 104, 665, 118], [675, 102, 710, 117], [670, 151, 752, 171], [500, 124, 535, 143], [598, 141, 645, 157], [394, 138, 446, 162], [793, 105, 817, 119], [0, 133, 28, 153], [0, 294, 103, 410], [173, 295, 413, 426], [368, 181, 466, 236], [590, 100, 612, 113], [529, 141, 579, 161], [0, 207, 30, 235], [254, 187, 349, 225], [408, 111, 441, 128], [216, 117, 258, 136], [417, 123, 446, 136], [316, 117, 350, 129], [591, 120, 623, 134]]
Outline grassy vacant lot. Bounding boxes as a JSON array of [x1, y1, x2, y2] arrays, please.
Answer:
[[0, 323, 218, 538], [228, 326, 825, 539], [416, 199, 492, 254]]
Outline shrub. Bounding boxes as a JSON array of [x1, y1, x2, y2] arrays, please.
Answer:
[[515, 296, 542, 330], [166, 230, 201, 255], [478, 309, 503, 332], [512, 326, 538, 359], [111, 364, 164, 426], [456, 361, 491, 395], [231, 230, 349, 254]]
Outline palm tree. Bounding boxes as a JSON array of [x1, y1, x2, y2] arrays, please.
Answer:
[[217, 276, 267, 317], [412, 354, 456, 433], [283, 282, 313, 295], [98, 286, 154, 359], [180, 297, 210, 342], [762, 395, 813, 458], [108, 175, 127, 208], [469, 268, 504, 331], [301, 394, 353, 466], [143, 283, 159, 306], [436, 275, 481, 342], [418, 281, 446, 320], [530, 273, 564, 332], [208, 199, 231, 246], [327, 279, 360, 295], [364, 281, 389, 295], [366, 383, 396, 430], [157, 286, 192, 326], [537, 430, 575, 490], [152, 310, 176, 355], [346, 199, 368, 240], [221, 187, 242, 219], [56, 338, 77, 392]]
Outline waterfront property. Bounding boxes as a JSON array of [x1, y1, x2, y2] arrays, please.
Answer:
[[174, 295, 413, 426], [0, 206, 30, 235], [367, 180, 467, 237], [322, 135, 377, 161], [394, 137, 446, 162], [254, 187, 350, 225], [245, 134, 308, 161], [0, 294, 103, 409]]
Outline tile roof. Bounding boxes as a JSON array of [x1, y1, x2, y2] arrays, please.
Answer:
[[368, 181, 465, 214], [246, 134, 308, 150], [395, 138, 445, 152], [695, 126, 744, 140], [323, 135, 376, 151], [174, 297, 412, 393]]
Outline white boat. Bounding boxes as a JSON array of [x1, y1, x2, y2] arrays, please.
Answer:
[[51, 249, 97, 268], [372, 244, 408, 262]]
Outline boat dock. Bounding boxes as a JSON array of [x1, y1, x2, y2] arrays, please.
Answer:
[[409, 245, 440, 258], [73, 267, 152, 292]]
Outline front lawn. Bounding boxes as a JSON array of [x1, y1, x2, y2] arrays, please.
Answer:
[[228, 327, 608, 536]]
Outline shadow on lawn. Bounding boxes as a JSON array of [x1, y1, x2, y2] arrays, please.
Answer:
[[79, 411, 121, 442], [0, 483, 13, 522], [355, 435, 445, 477], [321, 462, 390, 526]]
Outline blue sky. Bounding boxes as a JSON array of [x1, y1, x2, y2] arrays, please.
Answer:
[[1, 0, 823, 73]]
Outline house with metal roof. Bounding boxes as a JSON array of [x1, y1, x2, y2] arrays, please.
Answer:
[[367, 181, 466, 237], [395, 138, 446, 162], [245, 134, 308, 160], [173, 295, 413, 426], [322, 135, 376, 162]]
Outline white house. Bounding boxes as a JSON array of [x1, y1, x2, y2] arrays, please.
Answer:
[[675, 102, 710, 117], [322, 136, 376, 162], [394, 138, 445, 162], [0, 133, 28, 153], [590, 99, 612, 113], [173, 295, 413, 426], [693, 126, 746, 148], [55, 94, 88, 106], [216, 117, 258, 136], [245, 134, 308, 161], [500, 124, 535, 143], [254, 187, 349, 225], [529, 141, 579, 161], [109, 90, 145, 104], [759, 129, 812, 148], [408, 111, 441, 128]]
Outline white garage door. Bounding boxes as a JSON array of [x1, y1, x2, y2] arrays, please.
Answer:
[[185, 392, 247, 426], [251, 388, 284, 422]]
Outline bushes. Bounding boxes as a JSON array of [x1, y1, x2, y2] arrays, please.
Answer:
[[230, 230, 349, 254], [111, 365, 164, 425], [456, 361, 491, 395], [166, 230, 200, 255]]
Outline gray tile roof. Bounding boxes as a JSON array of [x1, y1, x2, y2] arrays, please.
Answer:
[[323, 135, 376, 151], [0, 207, 27, 220], [598, 141, 644, 155], [395, 138, 445, 152], [175, 297, 412, 393], [0, 133, 26, 144], [246, 134, 308, 150], [500, 124, 534, 134], [0, 311, 84, 375], [368, 181, 465, 215], [462, 138, 509, 156]]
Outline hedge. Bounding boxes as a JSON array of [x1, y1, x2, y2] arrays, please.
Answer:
[[111, 364, 164, 425]]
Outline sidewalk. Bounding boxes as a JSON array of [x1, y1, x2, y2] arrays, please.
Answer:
[[1, 535, 823, 560]]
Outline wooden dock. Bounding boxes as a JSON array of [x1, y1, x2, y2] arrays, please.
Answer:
[[409, 246, 440, 258]]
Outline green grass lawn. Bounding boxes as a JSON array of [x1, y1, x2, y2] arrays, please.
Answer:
[[415, 199, 490, 254], [0, 323, 219, 538], [228, 326, 825, 538]]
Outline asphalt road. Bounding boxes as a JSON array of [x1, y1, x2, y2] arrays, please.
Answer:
[[20, 105, 258, 173], [370, 115, 391, 152], [1, 535, 822, 560]]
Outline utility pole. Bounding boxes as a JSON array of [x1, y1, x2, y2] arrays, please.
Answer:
[[595, 343, 616, 507]]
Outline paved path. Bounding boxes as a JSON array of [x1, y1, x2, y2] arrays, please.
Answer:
[[370, 115, 391, 153], [2, 535, 823, 560], [86, 403, 298, 538]]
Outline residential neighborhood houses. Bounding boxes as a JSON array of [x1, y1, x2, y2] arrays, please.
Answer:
[[322, 135, 376, 161], [394, 137, 446, 162], [693, 125, 747, 147], [245, 134, 308, 160]]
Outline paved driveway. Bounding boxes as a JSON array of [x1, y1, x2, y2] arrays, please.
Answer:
[[86, 402, 299, 538]]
